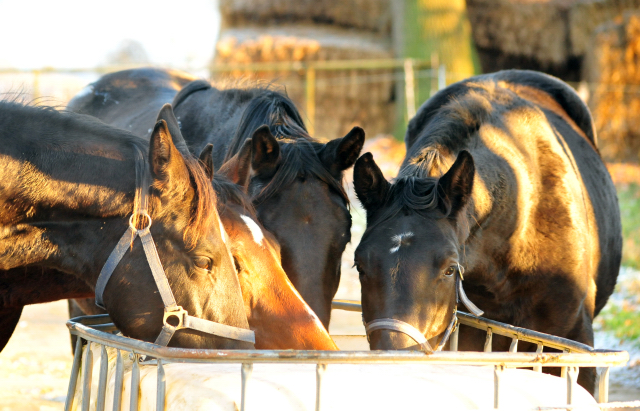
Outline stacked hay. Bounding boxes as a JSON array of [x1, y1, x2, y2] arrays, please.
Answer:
[[466, 0, 640, 81], [214, 1, 395, 140], [584, 12, 640, 162]]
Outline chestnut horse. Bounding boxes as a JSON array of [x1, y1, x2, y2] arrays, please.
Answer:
[[67, 72, 336, 349], [353, 70, 622, 392], [0, 100, 252, 351]]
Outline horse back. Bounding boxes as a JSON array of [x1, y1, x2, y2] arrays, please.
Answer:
[[67, 68, 195, 138]]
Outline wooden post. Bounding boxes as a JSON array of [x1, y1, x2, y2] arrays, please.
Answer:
[[305, 67, 316, 136], [404, 59, 417, 120]]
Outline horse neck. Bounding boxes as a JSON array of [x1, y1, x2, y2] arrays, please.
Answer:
[[0, 113, 140, 276]]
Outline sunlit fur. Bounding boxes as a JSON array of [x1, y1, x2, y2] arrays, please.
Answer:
[[0, 100, 251, 351], [355, 70, 622, 394]]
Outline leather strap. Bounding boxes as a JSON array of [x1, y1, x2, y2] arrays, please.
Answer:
[[365, 266, 480, 354], [366, 318, 434, 353], [94, 145, 255, 347]]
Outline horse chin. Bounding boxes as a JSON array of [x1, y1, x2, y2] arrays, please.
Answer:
[[369, 329, 422, 351]]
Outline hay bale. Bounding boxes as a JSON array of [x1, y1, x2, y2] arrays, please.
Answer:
[[584, 12, 640, 162], [219, 0, 392, 34], [466, 0, 571, 75], [569, 0, 640, 58], [214, 26, 395, 140]]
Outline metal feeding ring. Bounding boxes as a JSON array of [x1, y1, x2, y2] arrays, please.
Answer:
[[129, 211, 152, 232]]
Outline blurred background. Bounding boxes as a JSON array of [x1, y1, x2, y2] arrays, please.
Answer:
[[1, 0, 640, 409]]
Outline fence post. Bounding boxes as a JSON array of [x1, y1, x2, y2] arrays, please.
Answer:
[[305, 67, 316, 136], [438, 64, 446, 90], [404, 59, 417, 120], [241, 363, 253, 411], [315, 363, 327, 411]]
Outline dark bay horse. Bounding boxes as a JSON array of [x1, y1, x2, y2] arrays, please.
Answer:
[[69, 68, 365, 328], [172, 80, 364, 328], [353, 70, 622, 392], [68, 72, 337, 349], [0, 100, 253, 351]]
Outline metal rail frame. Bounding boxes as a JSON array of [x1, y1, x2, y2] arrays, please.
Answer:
[[64, 300, 628, 411]]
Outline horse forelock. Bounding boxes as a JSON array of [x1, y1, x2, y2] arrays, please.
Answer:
[[212, 174, 257, 218], [182, 154, 218, 250], [252, 140, 349, 206]]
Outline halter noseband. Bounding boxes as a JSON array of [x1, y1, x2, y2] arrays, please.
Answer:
[[364, 264, 483, 354], [94, 145, 255, 347]]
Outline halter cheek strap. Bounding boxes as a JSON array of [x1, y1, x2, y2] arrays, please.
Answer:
[[94, 145, 255, 347], [364, 265, 482, 354]]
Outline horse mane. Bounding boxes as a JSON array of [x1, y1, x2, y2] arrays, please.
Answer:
[[0, 100, 215, 250], [211, 174, 256, 218], [222, 87, 349, 205]]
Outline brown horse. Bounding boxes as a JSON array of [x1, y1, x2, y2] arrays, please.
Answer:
[[68, 73, 337, 350], [0, 100, 252, 351], [353, 70, 622, 392]]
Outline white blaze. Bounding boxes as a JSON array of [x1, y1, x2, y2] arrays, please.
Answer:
[[241, 215, 264, 246], [390, 232, 414, 254]]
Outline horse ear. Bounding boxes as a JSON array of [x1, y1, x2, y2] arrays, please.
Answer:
[[437, 150, 475, 217], [354, 152, 390, 212], [219, 138, 252, 188], [251, 125, 280, 178], [198, 144, 214, 181], [320, 126, 365, 177], [156, 103, 190, 155], [149, 120, 189, 189]]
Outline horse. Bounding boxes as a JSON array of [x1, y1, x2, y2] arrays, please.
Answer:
[[0, 100, 253, 351], [352, 70, 622, 392], [171, 79, 364, 328], [67, 72, 337, 349], [70, 67, 365, 328]]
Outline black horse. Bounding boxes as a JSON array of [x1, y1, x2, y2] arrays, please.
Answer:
[[69, 68, 365, 327], [353, 70, 622, 392], [0, 100, 252, 351]]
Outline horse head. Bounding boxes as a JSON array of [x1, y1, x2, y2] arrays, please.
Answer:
[[353, 150, 476, 351]]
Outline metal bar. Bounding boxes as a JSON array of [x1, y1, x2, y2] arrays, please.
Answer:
[[450, 326, 459, 352], [209, 59, 433, 73], [484, 328, 493, 353], [130, 354, 140, 411], [404, 59, 417, 119], [494, 365, 503, 409], [315, 364, 327, 411], [305, 67, 316, 136], [534, 344, 543, 372], [567, 366, 579, 405], [329, 301, 597, 354], [598, 367, 610, 403], [112, 350, 124, 411], [81, 342, 94, 411], [156, 359, 166, 411], [509, 337, 518, 353], [96, 345, 109, 411], [67, 326, 629, 368], [241, 363, 253, 411], [64, 337, 84, 411], [561, 349, 569, 378]]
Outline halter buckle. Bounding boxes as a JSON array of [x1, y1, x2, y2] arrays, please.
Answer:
[[163, 306, 188, 330], [129, 211, 152, 232]]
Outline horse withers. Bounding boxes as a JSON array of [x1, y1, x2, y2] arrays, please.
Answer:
[[0, 101, 252, 351], [353, 70, 622, 392]]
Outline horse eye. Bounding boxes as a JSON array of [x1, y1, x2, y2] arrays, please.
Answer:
[[444, 266, 456, 277], [194, 256, 212, 271]]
